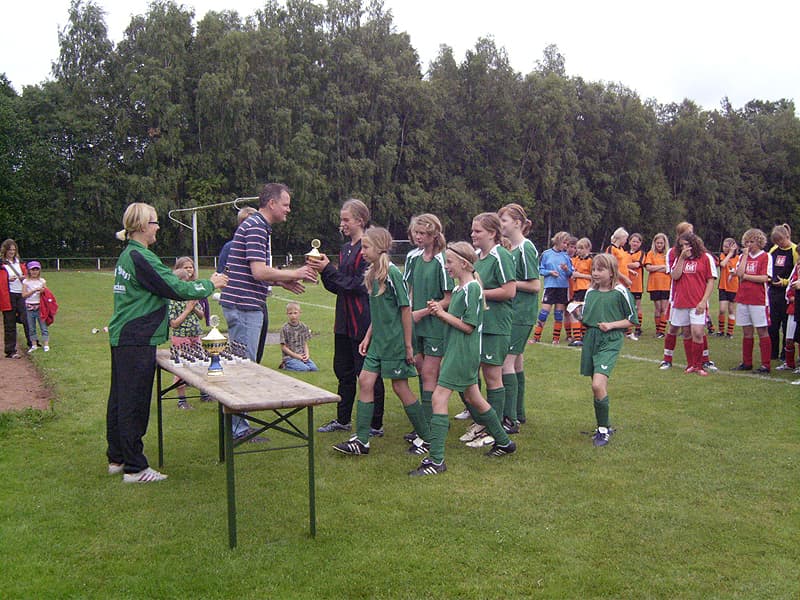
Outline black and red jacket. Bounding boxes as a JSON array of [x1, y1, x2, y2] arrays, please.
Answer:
[[320, 240, 371, 340]]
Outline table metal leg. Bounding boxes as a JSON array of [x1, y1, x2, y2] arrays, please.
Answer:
[[308, 406, 316, 537], [218, 402, 225, 463], [157, 367, 164, 469], [224, 412, 237, 549]]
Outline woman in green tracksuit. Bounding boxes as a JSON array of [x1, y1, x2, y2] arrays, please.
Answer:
[[106, 203, 228, 483]]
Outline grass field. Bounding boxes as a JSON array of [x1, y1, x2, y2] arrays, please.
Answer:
[[1, 269, 798, 599]]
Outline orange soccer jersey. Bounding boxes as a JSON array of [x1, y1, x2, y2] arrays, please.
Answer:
[[718, 253, 740, 293], [644, 250, 671, 292], [607, 244, 631, 288], [627, 249, 644, 294], [571, 255, 592, 292]]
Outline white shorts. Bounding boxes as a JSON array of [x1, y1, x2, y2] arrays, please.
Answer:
[[669, 307, 707, 327], [786, 314, 796, 339], [736, 304, 770, 328]]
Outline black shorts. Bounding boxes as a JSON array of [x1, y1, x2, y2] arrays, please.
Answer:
[[718, 290, 737, 303], [542, 287, 569, 306], [572, 289, 587, 302], [632, 292, 642, 300], [649, 290, 669, 301]]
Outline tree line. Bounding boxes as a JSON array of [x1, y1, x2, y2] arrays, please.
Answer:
[[1, 0, 798, 259]]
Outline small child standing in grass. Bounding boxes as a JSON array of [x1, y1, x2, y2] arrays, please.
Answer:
[[333, 227, 431, 457], [21, 261, 49, 352], [169, 257, 205, 409], [280, 302, 318, 371], [579, 253, 637, 447]]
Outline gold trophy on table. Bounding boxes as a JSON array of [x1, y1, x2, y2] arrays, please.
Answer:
[[202, 315, 227, 377]]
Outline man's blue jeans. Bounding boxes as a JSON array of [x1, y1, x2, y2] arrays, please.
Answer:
[[221, 306, 265, 437]]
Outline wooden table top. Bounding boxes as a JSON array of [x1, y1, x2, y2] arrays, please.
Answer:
[[156, 349, 339, 412]]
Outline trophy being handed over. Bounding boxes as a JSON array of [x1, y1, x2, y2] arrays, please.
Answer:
[[202, 315, 227, 377], [306, 238, 322, 259]]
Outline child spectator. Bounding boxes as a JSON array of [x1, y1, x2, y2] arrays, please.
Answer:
[[767, 224, 797, 360], [569, 237, 593, 346], [280, 302, 318, 371], [716, 237, 740, 338], [778, 258, 799, 375], [169, 257, 205, 409], [669, 233, 717, 376], [579, 253, 637, 446], [533, 231, 573, 344], [627, 233, 645, 338], [644, 233, 671, 338], [21, 261, 49, 352], [732, 228, 773, 373]]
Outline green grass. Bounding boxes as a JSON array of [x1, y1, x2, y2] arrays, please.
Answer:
[[1, 269, 798, 599]]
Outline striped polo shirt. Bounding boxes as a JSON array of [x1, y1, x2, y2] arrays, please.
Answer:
[[219, 211, 271, 311]]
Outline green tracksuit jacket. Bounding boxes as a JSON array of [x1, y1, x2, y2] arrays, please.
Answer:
[[109, 240, 214, 347]]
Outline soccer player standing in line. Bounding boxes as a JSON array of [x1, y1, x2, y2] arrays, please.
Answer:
[[731, 229, 774, 373]]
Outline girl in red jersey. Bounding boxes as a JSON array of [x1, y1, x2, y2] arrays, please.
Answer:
[[669, 233, 717, 376], [716, 238, 740, 338], [731, 229, 773, 373], [644, 233, 671, 338]]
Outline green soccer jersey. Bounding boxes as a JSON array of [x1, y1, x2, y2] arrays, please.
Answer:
[[367, 263, 410, 360], [403, 248, 454, 338], [438, 280, 483, 391], [511, 238, 540, 326], [474, 244, 515, 334], [582, 284, 639, 336]]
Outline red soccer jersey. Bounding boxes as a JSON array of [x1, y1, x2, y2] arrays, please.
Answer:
[[671, 253, 716, 309], [736, 251, 773, 306]]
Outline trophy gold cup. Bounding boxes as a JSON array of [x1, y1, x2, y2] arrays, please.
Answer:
[[306, 238, 322, 259], [202, 315, 227, 377]]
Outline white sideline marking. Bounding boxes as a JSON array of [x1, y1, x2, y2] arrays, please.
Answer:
[[535, 342, 796, 385], [270, 294, 335, 311]]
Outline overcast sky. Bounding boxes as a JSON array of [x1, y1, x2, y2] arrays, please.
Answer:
[[2, 0, 799, 111]]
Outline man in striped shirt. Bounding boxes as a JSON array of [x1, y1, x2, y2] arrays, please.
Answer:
[[220, 183, 318, 438]]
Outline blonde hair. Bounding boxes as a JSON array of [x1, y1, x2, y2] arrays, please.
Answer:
[[591, 253, 620, 288], [650, 233, 669, 254], [116, 203, 155, 241], [675, 221, 693, 239], [447, 241, 486, 308], [363, 226, 393, 296], [576, 237, 592, 253], [342, 198, 370, 229], [174, 256, 197, 280], [473, 212, 503, 244], [497, 203, 532, 236], [610, 227, 629, 246], [408, 213, 446, 254], [742, 228, 767, 250], [286, 301, 300, 312], [771, 223, 792, 245], [551, 231, 570, 248], [237, 206, 257, 224]]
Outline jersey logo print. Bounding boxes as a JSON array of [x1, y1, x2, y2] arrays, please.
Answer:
[[684, 261, 697, 273], [393, 369, 402, 375], [485, 354, 493, 360], [600, 364, 609, 370], [430, 346, 439, 352]]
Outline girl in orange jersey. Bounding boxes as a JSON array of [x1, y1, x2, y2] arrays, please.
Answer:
[[716, 237, 740, 338], [627, 233, 645, 339], [643, 233, 671, 338], [568, 237, 593, 346], [606, 228, 633, 288]]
